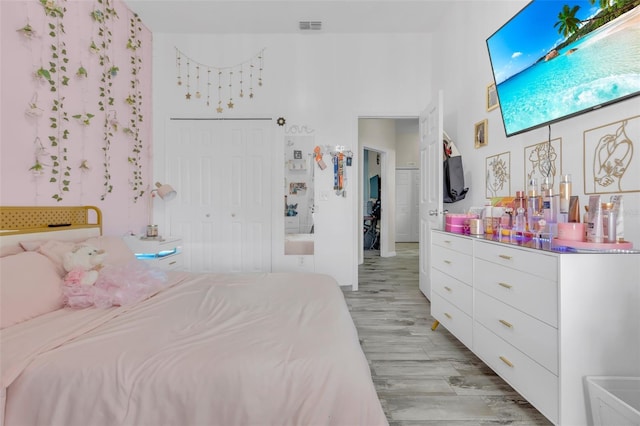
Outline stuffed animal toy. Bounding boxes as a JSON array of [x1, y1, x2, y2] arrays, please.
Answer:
[[63, 245, 107, 287]]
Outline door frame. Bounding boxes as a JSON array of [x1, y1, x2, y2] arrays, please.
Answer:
[[357, 115, 420, 268]]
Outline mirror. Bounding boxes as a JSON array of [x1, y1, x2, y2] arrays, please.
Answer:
[[284, 131, 315, 255]]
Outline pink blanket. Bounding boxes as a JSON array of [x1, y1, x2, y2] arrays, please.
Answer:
[[1, 272, 387, 426]]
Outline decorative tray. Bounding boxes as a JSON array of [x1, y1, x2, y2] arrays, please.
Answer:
[[553, 238, 633, 251]]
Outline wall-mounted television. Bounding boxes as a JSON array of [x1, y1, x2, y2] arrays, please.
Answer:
[[486, 0, 640, 137]]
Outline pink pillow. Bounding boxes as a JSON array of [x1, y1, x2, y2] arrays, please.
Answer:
[[83, 236, 135, 266], [19, 240, 45, 252], [0, 252, 63, 329], [1, 244, 24, 258], [36, 240, 76, 277]]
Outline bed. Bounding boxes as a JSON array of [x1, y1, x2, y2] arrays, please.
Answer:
[[0, 206, 387, 426]]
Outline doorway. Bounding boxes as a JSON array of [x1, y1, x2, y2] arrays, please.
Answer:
[[358, 117, 419, 262]]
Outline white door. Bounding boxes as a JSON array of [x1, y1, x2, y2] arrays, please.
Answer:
[[395, 169, 419, 242], [418, 91, 444, 300], [165, 119, 273, 273]]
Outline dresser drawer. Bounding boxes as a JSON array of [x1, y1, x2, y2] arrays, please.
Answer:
[[474, 322, 558, 424], [431, 292, 472, 349], [431, 268, 472, 315], [474, 240, 557, 281], [432, 246, 473, 285], [155, 253, 183, 271], [475, 258, 557, 327], [475, 291, 558, 374], [432, 231, 473, 255]]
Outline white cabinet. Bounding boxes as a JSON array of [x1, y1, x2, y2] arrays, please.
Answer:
[[431, 232, 473, 348], [124, 235, 184, 271], [284, 216, 300, 234], [431, 230, 640, 426]]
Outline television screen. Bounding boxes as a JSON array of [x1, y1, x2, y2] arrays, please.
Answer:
[[486, 0, 640, 137]]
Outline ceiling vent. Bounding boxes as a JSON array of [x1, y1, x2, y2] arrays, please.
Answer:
[[299, 21, 322, 31]]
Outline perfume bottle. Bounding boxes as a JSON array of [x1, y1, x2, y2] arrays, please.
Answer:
[[559, 174, 571, 213], [527, 178, 542, 232], [514, 207, 526, 233], [542, 177, 556, 223]]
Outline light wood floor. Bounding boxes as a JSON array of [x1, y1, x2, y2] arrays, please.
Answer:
[[343, 243, 552, 426]]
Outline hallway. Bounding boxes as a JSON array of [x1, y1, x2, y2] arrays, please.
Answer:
[[343, 243, 551, 425]]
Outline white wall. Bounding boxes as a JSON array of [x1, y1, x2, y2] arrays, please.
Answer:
[[432, 1, 640, 245], [396, 119, 419, 168], [153, 32, 432, 286]]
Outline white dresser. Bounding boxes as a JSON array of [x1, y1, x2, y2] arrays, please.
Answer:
[[124, 235, 184, 271], [284, 216, 300, 234], [431, 231, 474, 348], [431, 230, 640, 425]]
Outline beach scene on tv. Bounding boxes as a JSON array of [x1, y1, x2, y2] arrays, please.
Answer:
[[487, 0, 640, 136]]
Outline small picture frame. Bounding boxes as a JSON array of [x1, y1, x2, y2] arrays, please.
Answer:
[[293, 150, 302, 159], [474, 119, 488, 148], [486, 83, 499, 112]]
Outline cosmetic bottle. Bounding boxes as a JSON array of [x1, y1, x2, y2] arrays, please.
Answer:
[[560, 175, 571, 214], [483, 204, 493, 235], [500, 208, 513, 232], [514, 190, 527, 217], [514, 207, 526, 233], [527, 178, 542, 232], [542, 177, 556, 223], [587, 195, 603, 243], [602, 202, 617, 243], [610, 195, 624, 242]]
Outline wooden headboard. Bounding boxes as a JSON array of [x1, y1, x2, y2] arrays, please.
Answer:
[[0, 206, 102, 237], [0, 206, 102, 233]]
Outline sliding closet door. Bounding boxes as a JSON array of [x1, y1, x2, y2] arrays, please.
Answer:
[[166, 119, 273, 273]]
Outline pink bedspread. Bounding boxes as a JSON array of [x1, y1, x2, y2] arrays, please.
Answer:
[[1, 272, 387, 426]]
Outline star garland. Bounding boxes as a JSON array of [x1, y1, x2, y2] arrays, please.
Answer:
[[174, 47, 265, 113]]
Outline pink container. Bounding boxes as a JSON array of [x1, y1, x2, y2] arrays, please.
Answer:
[[445, 214, 478, 234], [557, 222, 585, 241]]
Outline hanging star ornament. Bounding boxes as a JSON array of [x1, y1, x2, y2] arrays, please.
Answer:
[[175, 47, 265, 111]]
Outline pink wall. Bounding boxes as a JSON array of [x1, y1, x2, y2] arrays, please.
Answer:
[[0, 0, 152, 235]]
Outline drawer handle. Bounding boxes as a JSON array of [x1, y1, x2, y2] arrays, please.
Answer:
[[168, 261, 177, 265], [443, 260, 452, 265], [498, 282, 513, 289], [444, 312, 452, 319], [498, 254, 512, 260], [499, 356, 514, 368], [443, 240, 451, 244], [444, 286, 452, 292], [499, 319, 513, 328]]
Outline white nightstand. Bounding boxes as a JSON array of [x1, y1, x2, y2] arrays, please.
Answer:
[[123, 235, 184, 271]]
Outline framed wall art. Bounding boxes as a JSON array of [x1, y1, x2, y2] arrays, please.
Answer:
[[524, 137, 563, 188], [487, 83, 498, 112], [475, 119, 488, 148], [584, 115, 639, 194], [486, 151, 511, 198]]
